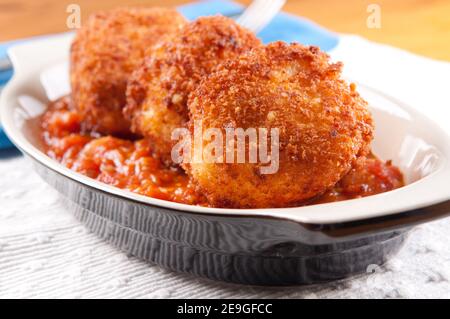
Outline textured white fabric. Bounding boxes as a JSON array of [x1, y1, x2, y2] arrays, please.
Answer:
[[1, 36, 450, 299]]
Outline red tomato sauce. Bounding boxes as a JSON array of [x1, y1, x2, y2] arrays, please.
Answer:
[[41, 96, 404, 207]]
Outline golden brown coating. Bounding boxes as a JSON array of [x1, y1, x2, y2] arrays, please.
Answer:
[[185, 42, 374, 208], [71, 7, 186, 136], [124, 15, 261, 161]]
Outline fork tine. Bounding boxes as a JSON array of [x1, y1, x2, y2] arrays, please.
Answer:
[[236, 0, 285, 33], [236, 0, 267, 26], [244, 1, 280, 30], [237, 0, 285, 31]]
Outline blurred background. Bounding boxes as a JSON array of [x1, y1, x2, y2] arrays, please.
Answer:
[[0, 0, 449, 61]]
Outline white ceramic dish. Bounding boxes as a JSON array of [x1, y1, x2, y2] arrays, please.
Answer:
[[1, 34, 450, 285], [2, 34, 450, 223]]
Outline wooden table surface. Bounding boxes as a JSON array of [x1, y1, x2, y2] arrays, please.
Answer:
[[0, 0, 449, 61]]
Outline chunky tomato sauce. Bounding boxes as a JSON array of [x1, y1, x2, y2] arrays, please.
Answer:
[[41, 96, 404, 207], [310, 156, 404, 204]]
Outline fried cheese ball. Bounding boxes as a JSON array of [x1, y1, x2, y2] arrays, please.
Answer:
[[70, 7, 187, 136], [125, 15, 261, 162], [185, 42, 374, 208]]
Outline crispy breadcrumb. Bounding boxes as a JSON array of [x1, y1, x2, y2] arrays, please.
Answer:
[[124, 15, 261, 162], [185, 42, 374, 208], [71, 7, 186, 136]]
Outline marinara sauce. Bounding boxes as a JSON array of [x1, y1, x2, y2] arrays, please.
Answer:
[[41, 96, 404, 207]]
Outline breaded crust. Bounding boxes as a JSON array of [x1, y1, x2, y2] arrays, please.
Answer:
[[124, 15, 261, 162], [71, 7, 186, 136], [185, 42, 374, 208]]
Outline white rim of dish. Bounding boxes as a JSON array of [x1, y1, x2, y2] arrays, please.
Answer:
[[1, 34, 450, 225]]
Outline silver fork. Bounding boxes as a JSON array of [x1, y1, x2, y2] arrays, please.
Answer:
[[235, 0, 286, 33]]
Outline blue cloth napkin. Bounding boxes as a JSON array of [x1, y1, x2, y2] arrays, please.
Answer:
[[0, 0, 338, 149]]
